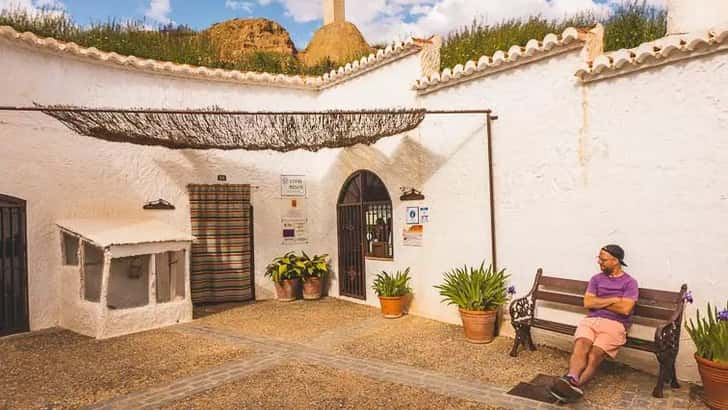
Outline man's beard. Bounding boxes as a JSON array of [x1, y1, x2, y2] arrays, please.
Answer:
[[602, 266, 613, 275]]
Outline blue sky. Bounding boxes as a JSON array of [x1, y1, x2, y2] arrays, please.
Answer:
[[1, 0, 665, 49]]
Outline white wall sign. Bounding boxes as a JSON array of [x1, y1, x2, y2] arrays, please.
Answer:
[[406, 207, 419, 224], [281, 175, 306, 197], [419, 206, 430, 223], [282, 218, 308, 244]]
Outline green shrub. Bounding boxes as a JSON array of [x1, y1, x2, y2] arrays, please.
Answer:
[[372, 268, 413, 297], [300, 251, 330, 281], [264, 251, 304, 283], [434, 263, 510, 311], [686, 301, 728, 363]]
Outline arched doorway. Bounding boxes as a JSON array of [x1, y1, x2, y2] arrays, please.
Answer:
[[0, 194, 29, 336], [337, 171, 393, 300]]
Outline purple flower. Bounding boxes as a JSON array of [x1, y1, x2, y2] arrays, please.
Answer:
[[683, 291, 694, 304], [718, 310, 728, 322], [507, 286, 517, 296]]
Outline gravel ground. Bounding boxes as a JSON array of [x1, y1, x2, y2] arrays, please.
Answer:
[[194, 298, 379, 343], [0, 327, 248, 409], [165, 361, 498, 410], [335, 314, 704, 408]]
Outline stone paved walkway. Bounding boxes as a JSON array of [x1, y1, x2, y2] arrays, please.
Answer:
[[85, 317, 703, 410]]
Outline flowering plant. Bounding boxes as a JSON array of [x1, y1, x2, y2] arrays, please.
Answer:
[[685, 300, 728, 363]]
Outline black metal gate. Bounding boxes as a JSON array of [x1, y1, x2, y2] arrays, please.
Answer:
[[0, 194, 29, 337], [337, 203, 365, 299]]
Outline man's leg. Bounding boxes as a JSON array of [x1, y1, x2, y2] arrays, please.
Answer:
[[577, 345, 606, 387], [568, 338, 593, 381]]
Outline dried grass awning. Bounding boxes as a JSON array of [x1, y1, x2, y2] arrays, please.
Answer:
[[38, 106, 427, 152]]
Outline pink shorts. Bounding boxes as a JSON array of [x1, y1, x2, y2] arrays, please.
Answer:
[[574, 317, 627, 358]]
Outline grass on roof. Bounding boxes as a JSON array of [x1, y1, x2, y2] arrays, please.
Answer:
[[1, 1, 666, 76]]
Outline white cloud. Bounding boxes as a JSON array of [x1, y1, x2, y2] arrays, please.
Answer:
[[226, 0, 255, 13], [145, 0, 172, 24], [0, 0, 65, 13]]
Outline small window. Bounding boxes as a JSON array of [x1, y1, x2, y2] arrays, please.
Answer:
[[62, 232, 79, 266], [155, 250, 186, 303], [83, 242, 104, 302], [107, 255, 150, 309]]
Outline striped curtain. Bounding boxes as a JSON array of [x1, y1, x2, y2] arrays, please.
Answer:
[[188, 184, 254, 304]]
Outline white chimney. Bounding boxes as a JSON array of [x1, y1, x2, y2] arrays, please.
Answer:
[[323, 0, 345, 25], [667, 0, 728, 35]]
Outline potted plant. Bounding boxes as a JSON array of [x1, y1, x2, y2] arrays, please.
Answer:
[[434, 263, 512, 344], [301, 252, 330, 300], [265, 251, 303, 302], [686, 300, 728, 409], [371, 268, 412, 318]]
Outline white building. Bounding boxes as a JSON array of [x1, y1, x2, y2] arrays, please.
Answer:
[[0, 0, 727, 381]]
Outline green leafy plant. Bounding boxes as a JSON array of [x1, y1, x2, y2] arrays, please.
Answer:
[[434, 263, 510, 311], [372, 268, 412, 297], [686, 301, 728, 363], [264, 251, 304, 283], [301, 251, 330, 281]]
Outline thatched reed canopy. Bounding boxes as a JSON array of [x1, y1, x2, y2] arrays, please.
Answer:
[[37, 106, 427, 152]]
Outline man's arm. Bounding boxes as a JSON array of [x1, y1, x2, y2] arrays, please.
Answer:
[[603, 298, 637, 316], [583, 292, 620, 309]]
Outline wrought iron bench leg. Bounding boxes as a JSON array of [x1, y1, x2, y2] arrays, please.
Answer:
[[510, 324, 532, 357], [653, 350, 676, 398], [670, 356, 681, 389]]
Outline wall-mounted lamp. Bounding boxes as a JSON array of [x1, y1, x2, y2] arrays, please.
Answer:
[[143, 199, 176, 210], [399, 187, 425, 201]]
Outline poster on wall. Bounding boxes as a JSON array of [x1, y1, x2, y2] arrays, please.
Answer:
[[405, 207, 420, 224], [419, 207, 430, 223], [282, 218, 308, 244], [402, 224, 423, 247], [281, 175, 306, 198]]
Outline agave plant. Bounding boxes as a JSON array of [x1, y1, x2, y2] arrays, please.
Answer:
[[301, 251, 330, 281], [686, 301, 728, 363], [264, 251, 304, 283], [434, 263, 510, 311], [372, 268, 412, 297]]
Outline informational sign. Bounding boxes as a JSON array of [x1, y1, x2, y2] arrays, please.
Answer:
[[281, 175, 306, 198], [402, 224, 423, 247], [406, 207, 420, 224], [419, 206, 430, 223], [282, 218, 308, 244]]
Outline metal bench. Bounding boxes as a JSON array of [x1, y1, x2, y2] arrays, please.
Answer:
[[509, 268, 688, 398]]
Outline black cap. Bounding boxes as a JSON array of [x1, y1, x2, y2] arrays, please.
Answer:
[[601, 244, 628, 267]]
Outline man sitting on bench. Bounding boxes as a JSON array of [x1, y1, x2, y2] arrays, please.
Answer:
[[549, 244, 639, 402]]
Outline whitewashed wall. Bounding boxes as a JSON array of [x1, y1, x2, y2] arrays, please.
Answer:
[[2, 32, 727, 382]]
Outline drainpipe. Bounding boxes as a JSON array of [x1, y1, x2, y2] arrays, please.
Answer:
[[486, 113, 499, 271]]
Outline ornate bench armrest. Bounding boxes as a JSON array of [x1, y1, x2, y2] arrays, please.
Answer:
[[509, 296, 534, 322]]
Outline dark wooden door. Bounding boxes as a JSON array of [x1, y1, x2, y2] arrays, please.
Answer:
[[0, 194, 29, 337], [337, 203, 366, 299]]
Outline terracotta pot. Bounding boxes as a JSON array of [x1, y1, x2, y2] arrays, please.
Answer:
[[274, 278, 301, 302], [459, 308, 497, 344], [379, 296, 404, 319], [302, 277, 323, 300], [695, 354, 728, 409]]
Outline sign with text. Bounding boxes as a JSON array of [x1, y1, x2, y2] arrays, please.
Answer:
[[282, 218, 308, 244], [281, 175, 306, 198]]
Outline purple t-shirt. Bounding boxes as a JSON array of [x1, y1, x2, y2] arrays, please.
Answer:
[[586, 272, 639, 329]]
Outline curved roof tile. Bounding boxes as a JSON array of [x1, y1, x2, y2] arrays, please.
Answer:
[[575, 25, 728, 82], [0, 25, 420, 91], [413, 27, 584, 94]]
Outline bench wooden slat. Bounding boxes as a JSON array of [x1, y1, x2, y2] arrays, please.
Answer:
[[633, 304, 676, 321], [638, 288, 681, 305], [534, 290, 583, 306], [531, 318, 658, 353], [535, 290, 676, 321], [539, 276, 588, 294]]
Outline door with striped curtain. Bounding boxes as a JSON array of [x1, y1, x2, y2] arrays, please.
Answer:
[[188, 185, 255, 303]]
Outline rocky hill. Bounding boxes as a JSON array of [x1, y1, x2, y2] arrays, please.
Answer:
[[203, 18, 297, 64]]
